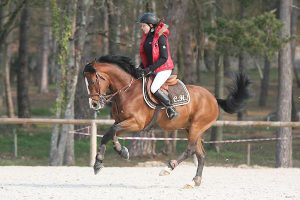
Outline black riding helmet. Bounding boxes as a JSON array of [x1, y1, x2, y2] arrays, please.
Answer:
[[137, 12, 159, 25]]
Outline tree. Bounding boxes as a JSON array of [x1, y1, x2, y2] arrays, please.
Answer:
[[49, 0, 92, 165], [165, 0, 189, 67], [258, 1, 280, 107], [210, 55, 224, 152], [17, 0, 31, 118], [0, 0, 27, 117], [3, 35, 15, 117], [106, 0, 121, 54], [237, 0, 249, 120], [39, 0, 51, 94], [259, 56, 271, 106], [206, 11, 284, 150], [276, 0, 293, 168]]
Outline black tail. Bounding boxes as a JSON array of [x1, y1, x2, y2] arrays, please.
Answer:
[[217, 72, 252, 114]]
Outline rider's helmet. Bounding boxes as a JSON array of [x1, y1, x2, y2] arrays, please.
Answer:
[[137, 13, 159, 25]]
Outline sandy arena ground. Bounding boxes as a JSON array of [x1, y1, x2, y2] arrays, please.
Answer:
[[0, 164, 300, 200]]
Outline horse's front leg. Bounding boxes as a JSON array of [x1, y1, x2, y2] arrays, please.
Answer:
[[93, 125, 117, 174], [111, 118, 142, 159], [112, 135, 129, 160], [93, 118, 141, 175]]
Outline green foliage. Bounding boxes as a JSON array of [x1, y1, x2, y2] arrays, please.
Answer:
[[206, 12, 286, 58], [50, 0, 74, 115]]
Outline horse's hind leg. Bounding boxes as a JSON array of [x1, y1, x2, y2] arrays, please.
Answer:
[[159, 139, 197, 176], [192, 138, 205, 186]]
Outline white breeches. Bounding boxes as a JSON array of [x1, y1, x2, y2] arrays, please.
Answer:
[[150, 70, 172, 93]]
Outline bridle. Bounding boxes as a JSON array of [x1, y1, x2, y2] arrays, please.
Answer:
[[85, 72, 136, 107]]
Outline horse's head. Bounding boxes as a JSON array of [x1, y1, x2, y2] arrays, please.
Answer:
[[83, 61, 110, 110]]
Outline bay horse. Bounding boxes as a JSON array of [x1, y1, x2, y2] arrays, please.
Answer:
[[83, 55, 251, 188]]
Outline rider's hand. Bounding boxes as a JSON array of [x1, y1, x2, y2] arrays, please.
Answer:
[[143, 68, 153, 77]]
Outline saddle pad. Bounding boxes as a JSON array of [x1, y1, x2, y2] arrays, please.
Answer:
[[143, 77, 190, 109]]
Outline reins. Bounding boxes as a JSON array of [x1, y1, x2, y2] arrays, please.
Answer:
[[103, 77, 135, 102], [90, 72, 142, 104]]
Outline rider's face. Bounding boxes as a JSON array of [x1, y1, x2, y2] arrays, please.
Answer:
[[140, 23, 151, 34]]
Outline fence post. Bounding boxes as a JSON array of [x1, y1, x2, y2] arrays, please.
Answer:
[[13, 128, 17, 158], [90, 121, 97, 166], [247, 143, 251, 166]]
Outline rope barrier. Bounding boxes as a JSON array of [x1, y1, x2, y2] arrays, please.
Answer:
[[70, 127, 300, 144]]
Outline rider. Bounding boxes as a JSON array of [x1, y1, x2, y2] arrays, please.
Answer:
[[137, 12, 178, 120]]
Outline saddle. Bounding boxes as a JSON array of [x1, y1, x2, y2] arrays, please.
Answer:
[[143, 75, 190, 109]]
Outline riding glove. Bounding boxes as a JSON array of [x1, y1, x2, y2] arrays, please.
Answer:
[[142, 67, 153, 77]]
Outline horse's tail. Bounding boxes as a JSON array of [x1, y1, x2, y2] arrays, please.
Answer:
[[216, 72, 252, 114]]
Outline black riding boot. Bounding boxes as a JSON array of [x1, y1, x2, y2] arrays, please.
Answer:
[[154, 89, 178, 120]]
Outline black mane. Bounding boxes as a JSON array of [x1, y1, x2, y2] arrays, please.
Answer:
[[97, 55, 139, 78], [83, 62, 97, 73]]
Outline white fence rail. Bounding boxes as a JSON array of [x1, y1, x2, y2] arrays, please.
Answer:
[[1, 118, 300, 166]]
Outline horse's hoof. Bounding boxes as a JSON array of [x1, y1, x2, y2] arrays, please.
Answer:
[[93, 159, 104, 175], [159, 166, 172, 176], [183, 181, 196, 189], [183, 184, 194, 189], [193, 176, 202, 186], [120, 146, 129, 160], [183, 177, 201, 189]]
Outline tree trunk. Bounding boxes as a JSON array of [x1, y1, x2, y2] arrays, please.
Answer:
[[291, 0, 300, 87], [204, 48, 215, 72], [182, 33, 194, 83], [17, 0, 31, 118], [276, 0, 293, 168], [129, 130, 156, 157], [192, 0, 203, 83], [39, 0, 50, 94], [4, 41, 15, 117], [48, 30, 57, 84], [0, 0, 25, 45], [259, 55, 271, 107], [74, 0, 95, 126], [50, 0, 92, 166], [165, 0, 189, 64], [106, 0, 120, 54], [102, 2, 109, 55], [177, 41, 184, 79], [210, 55, 224, 152], [203, 0, 217, 72], [50, 0, 78, 166], [0, 5, 3, 112], [0, 4, 15, 117], [132, 0, 142, 64], [223, 52, 231, 75], [237, 1, 247, 120]]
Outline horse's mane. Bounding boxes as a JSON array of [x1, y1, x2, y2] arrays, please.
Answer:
[[97, 55, 139, 79]]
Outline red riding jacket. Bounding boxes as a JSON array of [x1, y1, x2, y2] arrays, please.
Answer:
[[140, 22, 174, 73]]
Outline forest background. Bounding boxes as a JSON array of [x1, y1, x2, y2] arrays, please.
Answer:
[[0, 0, 300, 168]]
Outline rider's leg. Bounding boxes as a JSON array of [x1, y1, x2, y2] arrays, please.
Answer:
[[151, 70, 178, 119]]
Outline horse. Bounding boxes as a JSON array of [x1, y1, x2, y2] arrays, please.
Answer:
[[83, 55, 251, 188]]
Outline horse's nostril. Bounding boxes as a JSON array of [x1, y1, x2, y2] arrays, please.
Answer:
[[92, 102, 97, 107]]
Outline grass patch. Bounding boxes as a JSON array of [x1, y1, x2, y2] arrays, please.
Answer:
[[1, 127, 299, 167]]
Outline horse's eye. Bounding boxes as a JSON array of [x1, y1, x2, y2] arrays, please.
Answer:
[[88, 80, 95, 85]]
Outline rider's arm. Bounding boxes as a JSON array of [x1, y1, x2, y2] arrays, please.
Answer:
[[149, 35, 168, 71]]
